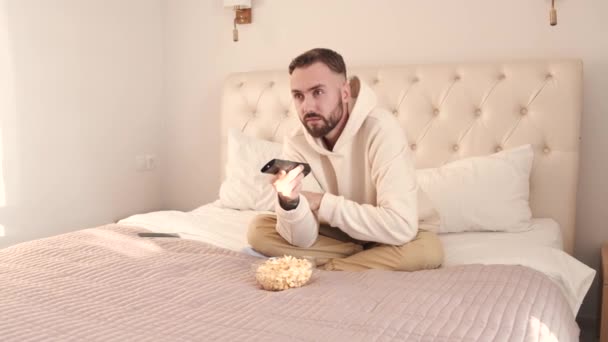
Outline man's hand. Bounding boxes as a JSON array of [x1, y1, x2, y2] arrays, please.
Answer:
[[301, 191, 324, 212], [273, 165, 305, 210]]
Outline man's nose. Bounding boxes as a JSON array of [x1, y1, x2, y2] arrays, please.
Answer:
[[300, 95, 316, 113]]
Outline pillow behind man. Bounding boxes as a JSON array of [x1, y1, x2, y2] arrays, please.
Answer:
[[417, 144, 534, 233], [218, 129, 534, 233], [219, 129, 323, 212]]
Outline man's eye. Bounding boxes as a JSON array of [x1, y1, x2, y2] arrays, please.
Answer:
[[293, 93, 303, 101], [313, 89, 323, 96]]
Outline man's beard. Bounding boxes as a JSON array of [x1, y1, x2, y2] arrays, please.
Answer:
[[301, 98, 344, 138]]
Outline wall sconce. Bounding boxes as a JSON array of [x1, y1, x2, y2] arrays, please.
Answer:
[[224, 0, 252, 42], [549, 0, 557, 26]]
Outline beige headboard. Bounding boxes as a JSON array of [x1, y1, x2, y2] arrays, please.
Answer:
[[220, 60, 583, 254]]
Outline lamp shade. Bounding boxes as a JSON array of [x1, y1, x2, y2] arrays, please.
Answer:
[[224, 0, 251, 8]]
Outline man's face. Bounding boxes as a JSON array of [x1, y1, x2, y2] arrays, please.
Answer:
[[290, 62, 347, 138]]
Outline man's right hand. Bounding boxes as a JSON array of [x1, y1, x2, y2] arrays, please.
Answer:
[[273, 165, 305, 210]]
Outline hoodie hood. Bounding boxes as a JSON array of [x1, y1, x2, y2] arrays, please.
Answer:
[[303, 76, 378, 156]]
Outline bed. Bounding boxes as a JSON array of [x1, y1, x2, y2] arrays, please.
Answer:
[[0, 60, 596, 341]]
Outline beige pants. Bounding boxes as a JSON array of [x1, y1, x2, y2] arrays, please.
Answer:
[[247, 214, 444, 272]]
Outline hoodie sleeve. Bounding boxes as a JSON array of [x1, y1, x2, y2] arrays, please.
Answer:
[[317, 118, 419, 245], [274, 138, 320, 248]]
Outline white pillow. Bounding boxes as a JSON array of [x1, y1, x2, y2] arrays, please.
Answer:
[[219, 129, 323, 211], [416, 145, 534, 233]]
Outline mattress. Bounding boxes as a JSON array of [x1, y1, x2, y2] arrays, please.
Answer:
[[118, 202, 594, 315], [120, 201, 264, 256], [439, 218, 563, 266], [119, 202, 563, 258]]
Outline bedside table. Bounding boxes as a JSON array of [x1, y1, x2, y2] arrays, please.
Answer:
[[602, 243, 608, 342]]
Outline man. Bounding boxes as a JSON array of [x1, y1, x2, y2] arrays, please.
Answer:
[[248, 48, 443, 272]]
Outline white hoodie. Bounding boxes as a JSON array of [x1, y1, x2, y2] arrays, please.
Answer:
[[275, 77, 419, 248]]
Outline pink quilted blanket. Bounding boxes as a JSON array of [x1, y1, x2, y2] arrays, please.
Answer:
[[0, 225, 579, 341]]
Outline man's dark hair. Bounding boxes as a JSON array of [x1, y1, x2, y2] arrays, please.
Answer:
[[288, 48, 346, 78]]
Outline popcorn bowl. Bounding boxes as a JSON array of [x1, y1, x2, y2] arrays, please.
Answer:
[[252, 255, 319, 291]]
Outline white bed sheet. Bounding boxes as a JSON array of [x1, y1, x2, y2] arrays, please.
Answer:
[[440, 218, 563, 266], [119, 201, 265, 257], [119, 202, 563, 260], [118, 201, 594, 315]]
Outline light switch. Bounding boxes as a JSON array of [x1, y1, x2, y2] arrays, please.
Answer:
[[145, 155, 157, 170]]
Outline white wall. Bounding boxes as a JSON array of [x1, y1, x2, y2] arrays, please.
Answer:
[[163, 0, 223, 209], [164, 0, 608, 324], [0, 0, 166, 247]]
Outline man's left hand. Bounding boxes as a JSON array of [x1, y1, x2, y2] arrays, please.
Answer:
[[301, 191, 324, 212]]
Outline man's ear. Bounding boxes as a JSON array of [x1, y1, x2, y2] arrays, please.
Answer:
[[347, 77, 359, 100], [341, 78, 352, 102]]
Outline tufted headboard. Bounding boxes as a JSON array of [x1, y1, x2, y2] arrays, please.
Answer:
[[220, 60, 583, 254]]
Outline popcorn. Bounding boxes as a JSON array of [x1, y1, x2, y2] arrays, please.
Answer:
[[254, 255, 314, 291]]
